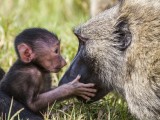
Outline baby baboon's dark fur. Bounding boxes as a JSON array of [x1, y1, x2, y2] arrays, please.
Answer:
[[0, 67, 43, 119], [0, 90, 42, 120]]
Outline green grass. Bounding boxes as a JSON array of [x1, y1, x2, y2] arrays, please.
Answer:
[[0, 0, 135, 119]]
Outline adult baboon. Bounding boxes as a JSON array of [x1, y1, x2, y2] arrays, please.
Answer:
[[59, 0, 160, 119]]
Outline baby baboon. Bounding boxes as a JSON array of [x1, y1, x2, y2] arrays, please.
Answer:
[[59, 0, 160, 119], [0, 28, 96, 119]]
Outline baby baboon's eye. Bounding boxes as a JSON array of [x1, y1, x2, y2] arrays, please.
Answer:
[[54, 49, 58, 54]]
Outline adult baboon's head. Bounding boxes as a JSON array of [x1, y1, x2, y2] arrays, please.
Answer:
[[59, 0, 127, 102], [59, 0, 160, 104]]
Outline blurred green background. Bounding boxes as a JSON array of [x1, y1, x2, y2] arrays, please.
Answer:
[[0, 0, 135, 119]]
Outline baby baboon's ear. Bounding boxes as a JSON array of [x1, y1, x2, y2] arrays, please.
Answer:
[[17, 43, 35, 63], [113, 20, 132, 51]]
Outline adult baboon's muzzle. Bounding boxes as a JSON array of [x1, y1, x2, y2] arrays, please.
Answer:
[[58, 46, 109, 103]]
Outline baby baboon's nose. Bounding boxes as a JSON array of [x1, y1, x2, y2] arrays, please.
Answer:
[[61, 57, 67, 67]]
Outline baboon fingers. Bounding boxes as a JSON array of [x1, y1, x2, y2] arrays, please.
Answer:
[[81, 83, 95, 88], [71, 75, 81, 83], [79, 88, 97, 93], [79, 95, 91, 101]]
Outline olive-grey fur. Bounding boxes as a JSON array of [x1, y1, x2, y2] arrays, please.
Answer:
[[76, 0, 160, 119]]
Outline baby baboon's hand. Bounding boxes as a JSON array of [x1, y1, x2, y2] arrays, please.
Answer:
[[68, 75, 97, 100]]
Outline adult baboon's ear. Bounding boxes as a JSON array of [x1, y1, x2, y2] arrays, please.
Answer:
[[17, 43, 35, 63], [113, 20, 132, 51]]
